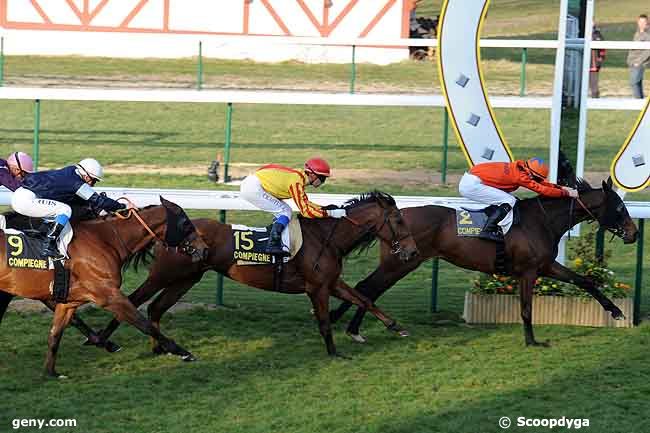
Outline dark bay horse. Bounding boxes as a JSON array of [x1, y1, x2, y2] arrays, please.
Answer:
[[331, 178, 638, 346], [91, 191, 419, 358], [0, 197, 209, 377]]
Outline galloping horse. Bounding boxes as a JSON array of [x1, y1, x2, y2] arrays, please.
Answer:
[[90, 191, 419, 358], [0, 197, 209, 377], [330, 178, 638, 346]]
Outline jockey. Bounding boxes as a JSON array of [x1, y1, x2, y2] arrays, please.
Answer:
[[0, 152, 34, 191], [239, 157, 346, 255], [458, 158, 579, 239], [11, 158, 128, 259]]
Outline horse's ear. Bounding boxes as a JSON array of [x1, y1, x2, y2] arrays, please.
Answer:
[[602, 178, 613, 191]]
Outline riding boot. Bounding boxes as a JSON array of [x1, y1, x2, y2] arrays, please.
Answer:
[[480, 203, 512, 240], [266, 222, 287, 256], [42, 222, 66, 260]]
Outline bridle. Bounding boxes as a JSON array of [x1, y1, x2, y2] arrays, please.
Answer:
[[345, 205, 409, 255], [111, 198, 200, 257], [537, 194, 626, 240], [575, 196, 627, 239]]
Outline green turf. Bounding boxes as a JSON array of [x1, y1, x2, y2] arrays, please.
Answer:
[[1, 2, 650, 432]]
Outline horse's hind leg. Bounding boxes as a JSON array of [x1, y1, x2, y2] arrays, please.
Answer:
[[519, 272, 548, 347], [331, 281, 407, 340], [542, 261, 624, 319], [0, 291, 15, 325], [98, 291, 193, 361], [147, 277, 201, 358], [45, 304, 77, 378]]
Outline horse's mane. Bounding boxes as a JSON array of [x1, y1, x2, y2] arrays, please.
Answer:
[[342, 190, 396, 255], [121, 241, 155, 273], [343, 190, 396, 209]]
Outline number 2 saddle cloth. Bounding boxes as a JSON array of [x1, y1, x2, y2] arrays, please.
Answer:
[[231, 218, 303, 266], [455, 205, 520, 240]]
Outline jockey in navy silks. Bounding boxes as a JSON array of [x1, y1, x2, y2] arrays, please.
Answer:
[[11, 158, 128, 260]]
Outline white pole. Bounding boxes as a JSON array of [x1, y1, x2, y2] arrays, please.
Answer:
[[551, 0, 570, 264], [549, 0, 570, 184], [576, 0, 594, 181]]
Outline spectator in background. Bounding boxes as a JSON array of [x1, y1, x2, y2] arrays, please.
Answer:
[[409, 0, 425, 37], [590, 23, 606, 98], [627, 14, 650, 99]]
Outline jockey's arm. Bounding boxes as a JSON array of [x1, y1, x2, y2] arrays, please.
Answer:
[[76, 184, 127, 212], [289, 182, 327, 218], [519, 176, 568, 198]]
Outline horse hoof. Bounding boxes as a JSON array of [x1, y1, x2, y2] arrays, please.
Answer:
[[527, 340, 551, 348], [104, 341, 122, 353], [46, 371, 68, 379], [152, 345, 166, 355], [397, 329, 410, 338], [82, 337, 96, 346], [181, 353, 197, 362], [612, 311, 626, 320], [346, 331, 367, 344]]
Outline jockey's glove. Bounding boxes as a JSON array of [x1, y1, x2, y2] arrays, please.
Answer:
[[327, 209, 347, 219]]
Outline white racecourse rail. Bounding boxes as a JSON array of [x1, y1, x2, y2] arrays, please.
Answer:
[[0, 188, 647, 219]]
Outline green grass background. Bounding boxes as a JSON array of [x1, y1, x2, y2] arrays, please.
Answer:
[[1, 1, 650, 433]]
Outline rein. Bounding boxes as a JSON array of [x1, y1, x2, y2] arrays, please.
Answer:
[[115, 199, 162, 243]]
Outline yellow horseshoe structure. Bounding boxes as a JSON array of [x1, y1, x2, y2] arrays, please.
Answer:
[[610, 100, 650, 192], [437, 0, 514, 167]]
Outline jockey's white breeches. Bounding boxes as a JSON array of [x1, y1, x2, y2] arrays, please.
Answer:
[[239, 175, 292, 220], [458, 173, 516, 231], [11, 187, 72, 219]]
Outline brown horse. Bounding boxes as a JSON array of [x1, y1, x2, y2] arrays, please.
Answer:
[[89, 191, 419, 358], [330, 178, 638, 346], [0, 197, 209, 377]]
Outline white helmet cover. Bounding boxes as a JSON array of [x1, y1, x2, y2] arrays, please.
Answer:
[[76, 158, 104, 181]]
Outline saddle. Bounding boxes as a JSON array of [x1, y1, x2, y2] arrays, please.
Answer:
[[231, 218, 303, 266]]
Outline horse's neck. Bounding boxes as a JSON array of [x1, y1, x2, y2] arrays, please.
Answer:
[[333, 206, 380, 255], [110, 207, 166, 254], [523, 194, 598, 242]]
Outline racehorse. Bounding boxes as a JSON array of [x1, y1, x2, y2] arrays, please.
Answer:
[[88, 191, 419, 358], [330, 178, 638, 346], [0, 197, 209, 377]]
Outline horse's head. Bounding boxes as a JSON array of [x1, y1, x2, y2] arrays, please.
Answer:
[[344, 191, 419, 262], [160, 197, 210, 262], [577, 178, 638, 244]]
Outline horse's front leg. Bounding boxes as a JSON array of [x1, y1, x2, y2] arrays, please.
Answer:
[[541, 261, 624, 320], [307, 282, 345, 358], [39, 299, 122, 353], [331, 280, 408, 342], [45, 303, 77, 378], [96, 289, 194, 361]]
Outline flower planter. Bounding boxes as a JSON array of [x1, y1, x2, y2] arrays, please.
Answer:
[[463, 292, 633, 328]]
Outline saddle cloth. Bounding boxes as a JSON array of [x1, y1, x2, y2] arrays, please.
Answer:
[[455, 205, 518, 238], [231, 218, 303, 266], [0, 214, 74, 267]]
